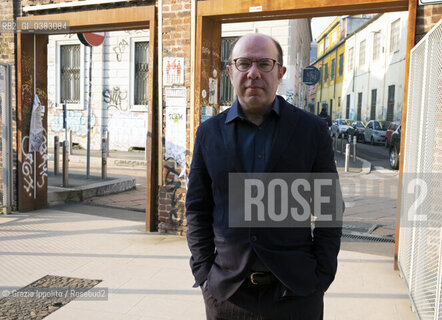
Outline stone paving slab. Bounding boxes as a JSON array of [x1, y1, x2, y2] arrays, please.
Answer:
[[0, 208, 416, 320]]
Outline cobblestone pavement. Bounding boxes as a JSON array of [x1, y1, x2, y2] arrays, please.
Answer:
[[0, 275, 101, 320]]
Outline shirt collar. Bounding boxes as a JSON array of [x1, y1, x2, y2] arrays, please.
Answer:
[[225, 97, 280, 124]]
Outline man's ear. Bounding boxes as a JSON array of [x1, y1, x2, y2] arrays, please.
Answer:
[[226, 64, 232, 77], [278, 66, 287, 80]]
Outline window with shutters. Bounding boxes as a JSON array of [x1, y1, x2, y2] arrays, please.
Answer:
[[359, 40, 366, 66], [390, 19, 400, 53], [373, 32, 381, 60], [331, 58, 336, 80], [338, 53, 344, 76], [348, 47, 354, 71]]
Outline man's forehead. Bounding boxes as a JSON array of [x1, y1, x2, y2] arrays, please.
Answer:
[[232, 35, 277, 57]]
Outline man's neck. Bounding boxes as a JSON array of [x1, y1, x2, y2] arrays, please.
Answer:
[[240, 102, 273, 126]]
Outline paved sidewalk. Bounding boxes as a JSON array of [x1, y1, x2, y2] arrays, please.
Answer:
[[0, 204, 417, 320], [0, 206, 416, 320]]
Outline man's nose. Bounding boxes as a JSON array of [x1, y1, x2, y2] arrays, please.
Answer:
[[247, 62, 261, 79]]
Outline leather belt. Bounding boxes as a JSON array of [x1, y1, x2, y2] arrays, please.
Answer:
[[249, 271, 276, 285]]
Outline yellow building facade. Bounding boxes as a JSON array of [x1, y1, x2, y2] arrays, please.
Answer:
[[314, 18, 346, 120]]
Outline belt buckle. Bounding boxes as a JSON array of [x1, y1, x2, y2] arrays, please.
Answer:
[[250, 272, 266, 285]]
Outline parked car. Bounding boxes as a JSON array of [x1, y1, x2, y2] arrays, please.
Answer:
[[347, 121, 366, 142], [389, 124, 401, 169], [364, 120, 388, 145], [331, 119, 352, 137], [385, 121, 401, 148]]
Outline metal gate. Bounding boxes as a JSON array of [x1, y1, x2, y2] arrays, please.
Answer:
[[220, 37, 238, 107], [397, 20, 442, 320]]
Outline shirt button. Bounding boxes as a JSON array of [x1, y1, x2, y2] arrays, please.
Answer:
[[251, 236, 257, 242]]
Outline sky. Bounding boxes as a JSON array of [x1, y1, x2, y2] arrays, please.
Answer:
[[311, 16, 337, 41]]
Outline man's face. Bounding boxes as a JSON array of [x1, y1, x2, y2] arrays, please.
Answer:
[[227, 35, 286, 114]]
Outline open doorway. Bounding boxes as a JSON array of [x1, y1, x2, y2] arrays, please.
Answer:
[[16, 6, 157, 231]]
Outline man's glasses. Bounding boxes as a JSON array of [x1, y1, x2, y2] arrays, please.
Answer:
[[231, 58, 281, 72]]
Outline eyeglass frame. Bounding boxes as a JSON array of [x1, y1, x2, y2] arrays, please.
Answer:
[[230, 57, 282, 72]]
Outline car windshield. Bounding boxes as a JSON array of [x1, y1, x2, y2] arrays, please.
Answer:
[[357, 122, 365, 128], [339, 120, 348, 125], [374, 121, 384, 130]]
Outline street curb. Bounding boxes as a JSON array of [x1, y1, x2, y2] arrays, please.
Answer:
[[49, 154, 147, 168], [48, 175, 136, 206]]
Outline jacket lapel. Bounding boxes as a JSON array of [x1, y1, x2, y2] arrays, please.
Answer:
[[222, 118, 244, 172], [265, 97, 299, 172]]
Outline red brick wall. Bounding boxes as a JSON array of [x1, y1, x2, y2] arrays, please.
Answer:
[[158, 0, 192, 235], [415, 4, 442, 43]]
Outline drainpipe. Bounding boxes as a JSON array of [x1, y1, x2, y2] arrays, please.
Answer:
[[158, 0, 163, 183]]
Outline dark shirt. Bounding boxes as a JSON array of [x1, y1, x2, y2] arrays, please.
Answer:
[[225, 98, 280, 271], [225, 98, 280, 173]]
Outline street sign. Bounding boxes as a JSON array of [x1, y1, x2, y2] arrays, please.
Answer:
[[77, 32, 105, 47], [302, 66, 321, 85]]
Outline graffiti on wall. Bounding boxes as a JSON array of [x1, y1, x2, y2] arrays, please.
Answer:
[[103, 87, 128, 111], [113, 39, 128, 62], [50, 111, 96, 136], [164, 164, 185, 226], [21, 129, 48, 196], [107, 110, 146, 149]]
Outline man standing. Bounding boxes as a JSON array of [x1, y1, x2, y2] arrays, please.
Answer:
[[186, 34, 342, 319]]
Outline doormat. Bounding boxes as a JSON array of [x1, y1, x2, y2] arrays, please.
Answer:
[[0, 275, 103, 319]]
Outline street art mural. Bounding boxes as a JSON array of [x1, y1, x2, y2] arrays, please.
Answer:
[[50, 111, 96, 136]]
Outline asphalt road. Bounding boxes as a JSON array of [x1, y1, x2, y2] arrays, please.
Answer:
[[336, 137, 392, 169]]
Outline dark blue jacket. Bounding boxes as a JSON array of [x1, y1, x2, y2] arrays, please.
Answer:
[[186, 96, 342, 301]]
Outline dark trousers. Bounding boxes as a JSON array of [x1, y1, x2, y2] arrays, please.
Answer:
[[202, 280, 324, 320]]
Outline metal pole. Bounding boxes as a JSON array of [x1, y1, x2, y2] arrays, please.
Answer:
[[69, 130, 73, 154], [335, 134, 338, 152], [33, 33, 37, 199], [62, 141, 69, 187], [54, 136, 59, 175], [86, 46, 92, 178], [353, 135, 357, 162], [106, 130, 109, 157], [340, 133, 344, 154], [345, 143, 350, 173], [1, 63, 13, 214], [101, 134, 107, 179]]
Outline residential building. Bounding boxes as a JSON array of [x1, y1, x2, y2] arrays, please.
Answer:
[[312, 15, 376, 119], [342, 12, 408, 122], [47, 30, 150, 151]]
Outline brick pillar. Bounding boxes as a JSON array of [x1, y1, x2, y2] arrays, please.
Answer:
[[415, 4, 442, 43], [158, 0, 192, 235]]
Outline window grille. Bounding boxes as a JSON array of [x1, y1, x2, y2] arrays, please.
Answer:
[[134, 41, 149, 105], [60, 44, 80, 104]]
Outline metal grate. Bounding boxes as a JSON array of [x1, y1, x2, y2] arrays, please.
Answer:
[[398, 20, 442, 320], [134, 41, 149, 106], [220, 37, 238, 106], [60, 44, 80, 104]]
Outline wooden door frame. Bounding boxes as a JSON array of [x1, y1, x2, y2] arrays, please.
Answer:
[[17, 5, 158, 231], [194, 0, 417, 268]]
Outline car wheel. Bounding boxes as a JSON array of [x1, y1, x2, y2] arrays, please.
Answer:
[[390, 146, 399, 170], [371, 137, 375, 145]]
